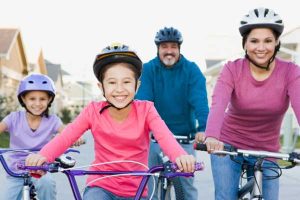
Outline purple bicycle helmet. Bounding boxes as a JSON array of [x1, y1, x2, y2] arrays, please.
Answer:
[[17, 74, 56, 107]]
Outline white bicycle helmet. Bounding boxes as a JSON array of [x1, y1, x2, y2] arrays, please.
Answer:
[[239, 7, 284, 36]]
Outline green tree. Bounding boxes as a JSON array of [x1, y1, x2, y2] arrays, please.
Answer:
[[59, 107, 73, 124], [0, 95, 16, 147]]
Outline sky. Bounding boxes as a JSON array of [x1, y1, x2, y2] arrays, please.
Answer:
[[1, 0, 299, 82]]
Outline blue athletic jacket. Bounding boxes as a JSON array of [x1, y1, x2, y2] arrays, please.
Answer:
[[135, 55, 209, 137]]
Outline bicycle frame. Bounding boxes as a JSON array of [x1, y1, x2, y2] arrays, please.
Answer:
[[0, 148, 80, 200], [19, 161, 204, 200], [0, 148, 41, 200], [194, 143, 300, 200], [151, 134, 194, 199]]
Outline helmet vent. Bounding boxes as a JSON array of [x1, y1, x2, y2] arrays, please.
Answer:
[[239, 7, 284, 36], [264, 9, 269, 17], [254, 9, 259, 17], [42, 81, 48, 84], [28, 81, 34, 84]]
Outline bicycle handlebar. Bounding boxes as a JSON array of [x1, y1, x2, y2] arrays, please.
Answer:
[[194, 143, 300, 164], [18, 161, 205, 178], [0, 148, 80, 177]]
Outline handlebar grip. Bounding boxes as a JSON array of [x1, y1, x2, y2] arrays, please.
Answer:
[[17, 163, 50, 171], [194, 143, 207, 151], [170, 162, 204, 171]]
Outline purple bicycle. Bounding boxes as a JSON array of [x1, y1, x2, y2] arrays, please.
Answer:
[[18, 155, 204, 200], [0, 148, 79, 200]]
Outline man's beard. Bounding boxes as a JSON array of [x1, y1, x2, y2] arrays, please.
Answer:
[[161, 54, 176, 67]]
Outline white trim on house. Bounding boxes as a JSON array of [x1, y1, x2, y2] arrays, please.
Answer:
[[1, 66, 23, 80]]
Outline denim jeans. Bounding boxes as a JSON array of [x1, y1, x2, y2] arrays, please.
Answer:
[[147, 141, 198, 200], [83, 186, 147, 200], [211, 151, 279, 200], [4, 173, 56, 200]]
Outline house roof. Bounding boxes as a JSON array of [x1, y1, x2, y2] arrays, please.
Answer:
[[0, 28, 19, 56], [45, 59, 62, 82]]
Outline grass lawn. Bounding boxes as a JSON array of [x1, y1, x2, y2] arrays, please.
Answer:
[[0, 132, 9, 148]]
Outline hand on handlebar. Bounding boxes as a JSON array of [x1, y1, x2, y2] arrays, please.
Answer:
[[175, 154, 196, 173], [71, 137, 86, 147], [25, 153, 47, 177], [195, 132, 206, 143], [203, 137, 224, 153]]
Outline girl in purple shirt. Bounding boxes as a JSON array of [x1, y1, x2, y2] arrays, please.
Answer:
[[203, 8, 300, 200], [0, 74, 64, 200]]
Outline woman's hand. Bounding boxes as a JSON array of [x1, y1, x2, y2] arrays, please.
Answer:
[[25, 153, 47, 176], [204, 137, 224, 153], [175, 154, 196, 173]]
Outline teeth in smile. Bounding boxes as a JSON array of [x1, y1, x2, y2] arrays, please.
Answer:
[[114, 96, 126, 101]]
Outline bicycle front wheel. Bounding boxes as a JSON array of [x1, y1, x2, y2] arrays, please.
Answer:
[[164, 177, 184, 200]]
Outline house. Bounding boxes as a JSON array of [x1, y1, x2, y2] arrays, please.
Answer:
[[28, 50, 48, 75], [62, 77, 100, 113], [0, 28, 28, 102], [45, 59, 66, 113]]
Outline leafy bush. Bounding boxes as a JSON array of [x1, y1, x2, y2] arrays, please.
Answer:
[[59, 107, 73, 124], [0, 95, 16, 147]]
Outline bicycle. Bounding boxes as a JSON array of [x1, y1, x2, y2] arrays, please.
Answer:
[[151, 134, 195, 200], [194, 143, 300, 200], [0, 148, 78, 200], [18, 154, 204, 200]]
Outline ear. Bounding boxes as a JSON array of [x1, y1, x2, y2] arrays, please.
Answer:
[[21, 95, 26, 103], [97, 82, 104, 96], [97, 82, 104, 93], [48, 96, 53, 103]]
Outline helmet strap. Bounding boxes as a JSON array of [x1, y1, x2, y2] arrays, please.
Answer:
[[245, 46, 278, 71], [99, 100, 133, 114], [99, 84, 135, 114], [24, 106, 48, 117]]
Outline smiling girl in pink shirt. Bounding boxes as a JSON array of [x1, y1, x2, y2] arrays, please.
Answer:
[[25, 43, 195, 199]]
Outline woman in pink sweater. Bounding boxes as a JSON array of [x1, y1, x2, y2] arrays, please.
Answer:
[[25, 43, 195, 199], [203, 8, 300, 200]]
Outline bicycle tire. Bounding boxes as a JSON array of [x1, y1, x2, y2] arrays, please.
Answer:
[[164, 177, 185, 200]]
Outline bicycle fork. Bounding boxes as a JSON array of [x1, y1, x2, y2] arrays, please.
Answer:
[[251, 159, 263, 200], [22, 174, 39, 200]]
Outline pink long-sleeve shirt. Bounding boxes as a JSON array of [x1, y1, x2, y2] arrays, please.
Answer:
[[40, 100, 187, 197], [205, 58, 300, 152]]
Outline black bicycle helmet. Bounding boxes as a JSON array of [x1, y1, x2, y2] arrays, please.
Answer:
[[93, 43, 142, 82], [154, 27, 183, 46], [239, 7, 284, 36]]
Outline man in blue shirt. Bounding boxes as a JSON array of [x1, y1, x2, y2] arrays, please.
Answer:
[[136, 27, 209, 200]]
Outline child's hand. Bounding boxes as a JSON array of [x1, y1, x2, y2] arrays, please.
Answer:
[[175, 155, 196, 173], [25, 153, 47, 176], [72, 137, 86, 147]]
